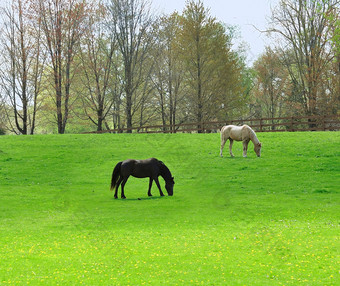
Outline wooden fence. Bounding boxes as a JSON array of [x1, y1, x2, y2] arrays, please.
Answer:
[[84, 114, 340, 134]]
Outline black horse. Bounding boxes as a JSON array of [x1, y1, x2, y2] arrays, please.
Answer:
[[110, 158, 175, 199]]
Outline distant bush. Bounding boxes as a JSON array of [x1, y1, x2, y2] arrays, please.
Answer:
[[0, 127, 5, 135]]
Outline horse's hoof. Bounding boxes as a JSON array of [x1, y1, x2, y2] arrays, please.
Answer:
[[114, 196, 118, 199], [148, 194, 152, 197], [122, 196, 126, 199]]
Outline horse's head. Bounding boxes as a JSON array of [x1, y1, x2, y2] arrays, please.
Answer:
[[254, 142, 262, 157], [165, 177, 175, 196]]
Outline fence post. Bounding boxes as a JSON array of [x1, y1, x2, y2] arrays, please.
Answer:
[[323, 115, 326, 131], [260, 118, 263, 132], [290, 116, 294, 132]]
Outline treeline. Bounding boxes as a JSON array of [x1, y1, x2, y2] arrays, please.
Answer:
[[251, 0, 340, 122], [0, 0, 339, 134]]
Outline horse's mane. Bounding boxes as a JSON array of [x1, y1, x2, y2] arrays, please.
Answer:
[[247, 125, 259, 143], [158, 160, 171, 179]]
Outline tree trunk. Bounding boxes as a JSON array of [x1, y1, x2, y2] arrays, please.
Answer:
[[197, 51, 203, 133]]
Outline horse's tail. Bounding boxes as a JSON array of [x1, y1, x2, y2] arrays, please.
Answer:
[[220, 126, 227, 141], [110, 161, 122, 191], [220, 126, 224, 140]]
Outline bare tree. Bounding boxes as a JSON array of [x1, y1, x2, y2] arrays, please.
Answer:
[[0, 0, 44, 134], [268, 0, 339, 118], [38, 0, 86, 134], [106, 0, 155, 132], [78, 2, 117, 131]]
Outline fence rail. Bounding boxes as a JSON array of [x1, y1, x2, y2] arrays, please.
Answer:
[[84, 115, 340, 134]]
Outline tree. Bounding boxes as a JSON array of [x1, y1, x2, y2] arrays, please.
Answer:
[[38, 0, 86, 134], [0, 94, 6, 134], [327, 3, 340, 71], [0, 0, 44, 134], [252, 47, 289, 125], [179, 0, 246, 132], [78, 2, 117, 131], [151, 13, 186, 132], [327, 6, 340, 113], [106, 0, 155, 132], [268, 0, 340, 117]]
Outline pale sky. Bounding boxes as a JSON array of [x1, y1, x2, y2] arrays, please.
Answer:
[[151, 0, 280, 65]]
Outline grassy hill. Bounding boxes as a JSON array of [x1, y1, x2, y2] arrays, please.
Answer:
[[0, 132, 339, 285]]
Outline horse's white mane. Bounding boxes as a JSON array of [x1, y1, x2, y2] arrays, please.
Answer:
[[246, 125, 259, 144]]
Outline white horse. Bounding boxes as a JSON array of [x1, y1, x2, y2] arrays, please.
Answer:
[[220, 125, 262, 157]]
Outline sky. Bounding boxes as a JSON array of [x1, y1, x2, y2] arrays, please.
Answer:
[[151, 0, 280, 65]]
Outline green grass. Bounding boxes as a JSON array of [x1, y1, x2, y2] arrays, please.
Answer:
[[0, 132, 339, 285]]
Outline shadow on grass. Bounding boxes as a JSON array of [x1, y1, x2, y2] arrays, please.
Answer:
[[111, 196, 167, 201]]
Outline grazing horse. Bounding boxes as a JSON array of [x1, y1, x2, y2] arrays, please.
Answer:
[[110, 158, 175, 199], [220, 125, 262, 157]]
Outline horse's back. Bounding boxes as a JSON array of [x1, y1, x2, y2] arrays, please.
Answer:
[[120, 159, 137, 175], [121, 158, 160, 178], [221, 125, 233, 136], [121, 158, 157, 165], [221, 124, 250, 141]]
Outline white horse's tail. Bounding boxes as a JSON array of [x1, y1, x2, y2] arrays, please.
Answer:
[[220, 126, 228, 140], [220, 126, 229, 157]]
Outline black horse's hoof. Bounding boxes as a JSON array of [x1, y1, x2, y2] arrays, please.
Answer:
[[114, 196, 118, 199], [148, 194, 152, 197], [121, 196, 126, 199]]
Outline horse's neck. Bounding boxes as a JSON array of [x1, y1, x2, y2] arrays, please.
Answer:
[[159, 164, 171, 180], [248, 127, 259, 144]]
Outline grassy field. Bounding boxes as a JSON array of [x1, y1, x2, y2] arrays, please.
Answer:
[[0, 131, 339, 285]]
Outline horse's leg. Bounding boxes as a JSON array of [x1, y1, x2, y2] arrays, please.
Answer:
[[243, 140, 249, 157], [154, 177, 164, 197], [120, 177, 129, 199], [229, 139, 234, 157], [114, 177, 123, 199], [220, 138, 226, 157], [148, 178, 153, 197]]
